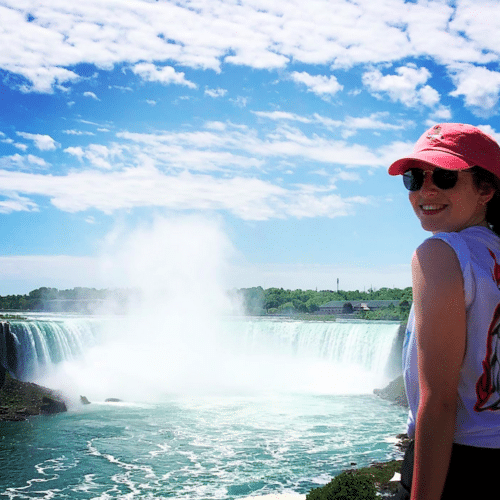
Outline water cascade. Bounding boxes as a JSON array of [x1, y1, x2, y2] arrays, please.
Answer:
[[1, 316, 400, 397], [227, 318, 401, 394], [4, 318, 99, 381]]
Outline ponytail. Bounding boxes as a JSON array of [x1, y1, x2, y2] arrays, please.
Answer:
[[471, 166, 500, 236]]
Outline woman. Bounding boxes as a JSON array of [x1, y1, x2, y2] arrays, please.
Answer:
[[388, 123, 500, 500]]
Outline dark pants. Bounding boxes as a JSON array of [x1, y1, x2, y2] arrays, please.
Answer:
[[396, 440, 500, 499]]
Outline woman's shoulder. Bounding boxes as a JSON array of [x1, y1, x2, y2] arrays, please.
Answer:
[[412, 240, 462, 294], [428, 226, 500, 260], [413, 238, 460, 277]]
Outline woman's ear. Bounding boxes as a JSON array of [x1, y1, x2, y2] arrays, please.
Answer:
[[478, 184, 496, 206]]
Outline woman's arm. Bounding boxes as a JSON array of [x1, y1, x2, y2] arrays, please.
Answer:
[[410, 238, 467, 500]]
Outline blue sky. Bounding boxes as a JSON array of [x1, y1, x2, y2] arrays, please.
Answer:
[[1, 0, 500, 295]]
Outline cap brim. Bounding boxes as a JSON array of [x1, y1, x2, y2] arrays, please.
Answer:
[[388, 150, 472, 176]]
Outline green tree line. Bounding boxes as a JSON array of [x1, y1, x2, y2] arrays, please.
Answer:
[[0, 285, 413, 320], [0, 287, 125, 312], [234, 286, 412, 318]]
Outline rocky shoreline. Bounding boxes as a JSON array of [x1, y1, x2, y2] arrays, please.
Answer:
[[0, 372, 67, 421], [373, 375, 407, 408], [320, 376, 408, 498]]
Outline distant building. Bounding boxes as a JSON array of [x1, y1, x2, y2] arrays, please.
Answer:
[[317, 300, 402, 315]]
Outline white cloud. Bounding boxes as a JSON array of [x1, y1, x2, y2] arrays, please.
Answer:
[[116, 122, 391, 172], [253, 111, 313, 123], [26, 154, 47, 167], [336, 170, 361, 182], [429, 105, 452, 121], [132, 62, 197, 89], [83, 91, 99, 100], [290, 71, 343, 96], [0, 0, 499, 95], [0, 114, 414, 221], [0, 153, 48, 170], [229, 96, 248, 107], [64, 146, 85, 159], [204, 121, 226, 131], [110, 85, 133, 92], [78, 119, 102, 127], [64, 144, 122, 169], [362, 65, 440, 108], [1, 137, 30, 152], [63, 130, 95, 136], [205, 87, 227, 98], [418, 85, 440, 107], [85, 144, 123, 170], [254, 110, 408, 138], [0, 160, 372, 220], [449, 64, 500, 116], [16, 132, 59, 151], [0, 192, 38, 213]]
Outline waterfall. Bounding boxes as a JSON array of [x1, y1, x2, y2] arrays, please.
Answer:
[[0, 316, 401, 396], [237, 319, 399, 374], [225, 318, 401, 394], [4, 318, 100, 381]]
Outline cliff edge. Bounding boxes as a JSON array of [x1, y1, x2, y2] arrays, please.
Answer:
[[0, 372, 67, 421]]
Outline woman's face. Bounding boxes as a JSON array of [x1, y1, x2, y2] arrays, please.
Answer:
[[408, 166, 494, 234]]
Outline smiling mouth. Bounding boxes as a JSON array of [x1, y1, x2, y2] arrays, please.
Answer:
[[420, 204, 446, 214]]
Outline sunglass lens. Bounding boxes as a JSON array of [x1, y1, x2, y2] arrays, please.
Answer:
[[402, 168, 459, 191], [433, 169, 458, 189], [403, 169, 423, 191]]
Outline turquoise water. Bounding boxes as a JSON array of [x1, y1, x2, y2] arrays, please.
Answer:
[[0, 393, 407, 499], [0, 316, 407, 498]]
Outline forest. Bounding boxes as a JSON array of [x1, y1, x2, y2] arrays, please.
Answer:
[[233, 286, 412, 320], [0, 286, 412, 320]]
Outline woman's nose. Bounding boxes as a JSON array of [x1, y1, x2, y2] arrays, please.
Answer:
[[420, 172, 438, 193]]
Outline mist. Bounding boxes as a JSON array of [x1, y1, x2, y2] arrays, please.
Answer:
[[39, 215, 247, 401], [35, 215, 397, 402]]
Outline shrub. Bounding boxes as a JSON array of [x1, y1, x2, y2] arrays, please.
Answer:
[[306, 472, 377, 500]]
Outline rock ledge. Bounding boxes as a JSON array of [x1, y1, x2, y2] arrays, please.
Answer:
[[0, 373, 67, 421]]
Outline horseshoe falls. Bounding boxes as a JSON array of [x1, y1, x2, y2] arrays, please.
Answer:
[[5, 316, 400, 397], [0, 316, 407, 500]]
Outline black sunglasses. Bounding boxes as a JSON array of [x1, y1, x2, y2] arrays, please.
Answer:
[[403, 168, 459, 191]]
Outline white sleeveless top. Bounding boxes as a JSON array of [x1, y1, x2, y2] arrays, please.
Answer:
[[403, 226, 500, 447]]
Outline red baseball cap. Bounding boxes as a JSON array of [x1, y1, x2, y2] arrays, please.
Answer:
[[388, 123, 500, 181]]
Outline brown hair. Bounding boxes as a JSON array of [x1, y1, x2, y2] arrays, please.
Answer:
[[470, 166, 500, 236]]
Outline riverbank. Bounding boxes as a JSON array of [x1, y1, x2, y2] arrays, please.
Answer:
[[299, 432, 409, 500], [0, 373, 67, 421]]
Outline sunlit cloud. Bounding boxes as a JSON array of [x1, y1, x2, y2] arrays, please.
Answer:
[[290, 71, 343, 96], [0, 166, 369, 220], [16, 132, 59, 151], [362, 65, 440, 108], [83, 91, 100, 100], [0, 192, 39, 213], [0, 0, 498, 99], [205, 87, 227, 98], [132, 62, 197, 88], [449, 64, 500, 116], [63, 130, 96, 136]]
